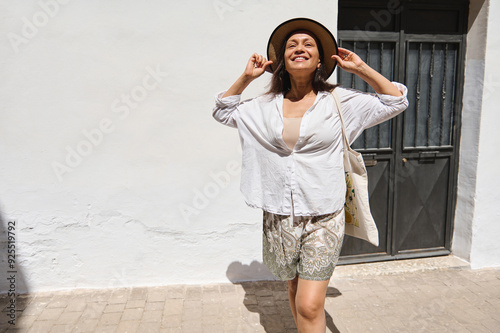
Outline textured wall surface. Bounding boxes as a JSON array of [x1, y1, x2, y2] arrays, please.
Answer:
[[453, 0, 488, 264], [0, 0, 337, 292], [454, 0, 500, 269], [469, 0, 500, 269], [1, 0, 498, 294]]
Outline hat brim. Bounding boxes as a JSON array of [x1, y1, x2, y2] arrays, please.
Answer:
[[266, 18, 338, 79]]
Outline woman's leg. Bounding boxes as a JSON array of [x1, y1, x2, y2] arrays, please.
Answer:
[[290, 210, 343, 332], [294, 277, 330, 333], [287, 275, 299, 324]]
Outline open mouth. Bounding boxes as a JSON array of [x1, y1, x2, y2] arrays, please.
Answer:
[[293, 56, 308, 62]]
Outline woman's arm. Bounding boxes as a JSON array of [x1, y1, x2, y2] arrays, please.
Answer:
[[332, 47, 402, 97], [336, 84, 408, 145], [222, 53, 273, 98], [213, 54, 272, 127]]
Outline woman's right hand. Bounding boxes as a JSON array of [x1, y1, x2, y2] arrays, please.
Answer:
[[243, 53, 273, 80], [221, 54, 273, 98]]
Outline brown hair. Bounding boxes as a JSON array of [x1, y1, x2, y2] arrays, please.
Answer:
[[266, 30, 338, 95]]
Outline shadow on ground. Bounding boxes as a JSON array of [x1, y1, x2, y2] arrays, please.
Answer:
[[227, 261, 342, 333]]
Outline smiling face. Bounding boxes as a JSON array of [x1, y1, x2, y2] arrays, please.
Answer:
[[283, 31, 322, 78]]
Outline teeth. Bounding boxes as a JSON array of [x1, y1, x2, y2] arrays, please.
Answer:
[[294, 57, 307, 61]]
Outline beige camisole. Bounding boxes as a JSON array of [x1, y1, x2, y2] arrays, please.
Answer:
[[282, 116, 303, 150]]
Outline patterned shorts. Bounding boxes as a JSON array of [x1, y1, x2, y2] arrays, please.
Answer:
[[262, 207, 345, 281]]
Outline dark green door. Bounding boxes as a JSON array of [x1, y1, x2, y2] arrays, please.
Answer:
[[337, 0, 468, 263]]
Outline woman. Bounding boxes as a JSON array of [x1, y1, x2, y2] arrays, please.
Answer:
[[213, 18, 408, 332]]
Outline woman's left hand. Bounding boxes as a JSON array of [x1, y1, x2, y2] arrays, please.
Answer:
[[331, 47, 366, 75], [332, 47, 402, 96]]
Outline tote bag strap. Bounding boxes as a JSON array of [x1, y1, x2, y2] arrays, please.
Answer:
[[331, 89, 350, 151]]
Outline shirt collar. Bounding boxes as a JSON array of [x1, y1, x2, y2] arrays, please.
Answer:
[[276, 90, 330, 118]]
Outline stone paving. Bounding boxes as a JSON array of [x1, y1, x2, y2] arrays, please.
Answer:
[[1, 257, 499, 332]]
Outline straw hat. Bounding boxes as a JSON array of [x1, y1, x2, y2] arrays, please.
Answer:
[[266, 17, 338, 78]]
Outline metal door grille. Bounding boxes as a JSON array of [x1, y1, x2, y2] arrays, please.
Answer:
[[404, 42, 459, 148], [339, 40, 397, 150]]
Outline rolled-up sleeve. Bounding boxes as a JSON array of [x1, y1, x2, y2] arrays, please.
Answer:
[[212, 90, 241, 128], [338, 82, 409, 145]]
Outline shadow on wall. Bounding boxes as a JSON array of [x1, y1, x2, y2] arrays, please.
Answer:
[[226, 261, 343, 333], [0, 211, 30, 329], [467, 0, 486, 32]]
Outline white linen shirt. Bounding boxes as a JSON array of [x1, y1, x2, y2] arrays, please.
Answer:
[[212, 82, 409, 216]]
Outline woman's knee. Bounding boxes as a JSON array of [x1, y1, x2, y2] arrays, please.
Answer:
[[294, 277, 328, 320], [295, 297, 324, 320]]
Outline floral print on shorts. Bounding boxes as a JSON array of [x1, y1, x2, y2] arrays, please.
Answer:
[[262, 208, 345, 281]]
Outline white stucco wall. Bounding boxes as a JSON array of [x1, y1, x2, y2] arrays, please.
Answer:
[[2, 0, 498, 294], [0, 0, 338, 293], [468, 0, 500, 269], [454, 0, 500, 269], [453, 0, 488, 263]]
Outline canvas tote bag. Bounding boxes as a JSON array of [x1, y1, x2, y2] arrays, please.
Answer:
[[332, 90, 380, 247]]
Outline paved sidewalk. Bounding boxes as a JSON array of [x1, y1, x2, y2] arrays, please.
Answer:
[[1, 256, 499, 332]]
